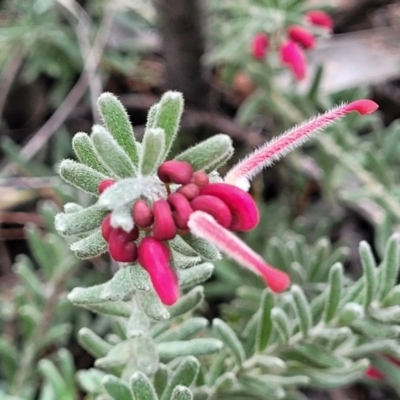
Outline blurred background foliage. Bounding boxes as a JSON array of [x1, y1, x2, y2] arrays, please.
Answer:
[[1, 0, 400, 399]]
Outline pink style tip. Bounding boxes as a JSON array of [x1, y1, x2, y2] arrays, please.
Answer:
[[306, 10, 333, 31], [344, 99, 379, 115], [138, 237, 178, 306], [279, 41, 307, 81], [287, 25, 316, 49], [199, 183, 260, 231], [251, 32, 269, 60], [188, 211, 290, 293]]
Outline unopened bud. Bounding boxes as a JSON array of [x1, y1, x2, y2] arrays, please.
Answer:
[[157, 161, 193, 184]]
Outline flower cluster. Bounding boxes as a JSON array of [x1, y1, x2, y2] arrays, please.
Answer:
[[56, 92, 378, 308], [251, 9, 333, 80]]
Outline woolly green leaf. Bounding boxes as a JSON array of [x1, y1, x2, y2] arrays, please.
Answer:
[[82, 301, 132, 318], [309, 327, 352, 341], [212, 319, 245, 366], [98, 177, 156, 210], [382, 285, 400, 307], [92, 125, 136, 178], [130, 371, 158, 400], [153, 91, 184, 161], [290, 285, 312, 337], [168, 286, 204, 318], [266, 237, 291, 272], [126, 295, 151, 338], [175, 134, 234, 172], [370, 306, 400, 323], [179, 263, 214, 288], [255, 289, 274, 353], [169, 235, 200, 257], [154, 363, 169, 398], [59, 159, 108, 195], [359, 241, 377, 308], [371, 356, 400, 389], [213, 372, 236, 392], [145, 103, 160, 131], [258, 375, 310, 386], [239, 375, 285, 399], [171, 250, 202, 269], [138, 290, 170, 321], [0, 339, 18, 380], [70, 229, 107, 259], [55, 204, 108, 236], [161, 356, 200, 400], [72, 132, 111, 175], [323, 263, 343, 323], [75, 368, 107, 395], [171, 386, 193, 400], [101, 267, 135, 301], [293, 359, 369, 388], [129, 263, 152, 291], [68, 283, 105, 304], [14, 255, 44, 302], [285, 343, 346, 368], [351, 319, 400, 338], [78, 328, 112, 358], [63, 202, 83, 213], [251, 355, 287, 373], [103, 375, 133, 400], [271, 308, 291, 344], [182, 234, 220, 261], [156, 318, 208, 342], [98, 92, 139, 166], [157, 339, 223, 361], [308, 237, 330, 280], [56, 349, 75, 390], [337, 302, 364, 325], [25, 224, 54, 278], [38, 359, 66, 397], [345, 339, 400, 358], [379, 233, 400, 300], [140, 127, 166, 175]]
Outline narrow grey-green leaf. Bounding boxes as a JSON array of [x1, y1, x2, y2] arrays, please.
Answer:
[[101, 267, 135, 302], [72, 132, 111, 175], [345, 340, 400, 358], [130, 371, 158, 400], [309, 237, 330, 281], [379, 233, 400, 300], [140, 127, 166, 175], [127, 295, 150, 337], [251, 355, 287, 372], [157, 339, 223, 361], [154, 363, 169, 398], [129, 263, 152, 291], [170, 235, 200, 257], [55, 204, 107, 236], [70, 229, 107, 259], [14, 255, 44, 301], [337, 302, 364, 325], [212, 318, 245, 366], [138, 289, 170, 321], [63, 202, 83, 213], [256, 289, 274, 352], [156, 318, 208, 342], [153, 91, 184, 161], [359, 241, 377, 308], [168, 286, 204, 318], [291, 285, 312, 337], [98, 92, 139, 165], [171, 386, 193, 400], [161, 356, 200, 400], [323, 263, 343, 323], [92, 125, 136, 178], [179, 263, 214, 288], [81, 301, 132, 318], [182, 234, 220, 261], [103, 375, 133, 400], [175, 134, 234, 172], [38, 359, 66, 397], [145, 103, 160, 131], [59, 159, 108, 195], [78, 328, 112, 358], [271, 308, 291, 344]]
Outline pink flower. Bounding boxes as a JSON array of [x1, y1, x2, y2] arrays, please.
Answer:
[[251, 33, 269, 60], [287, 25, 316, 49], [279, 40, 307, 81], [306, 10, 334, 31]]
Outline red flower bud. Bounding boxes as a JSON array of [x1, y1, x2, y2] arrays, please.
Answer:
[[157, 161, 193, 184], [98, 179, 116, 194], [287, 25, 315, 49], [101, 214, 113, 241], [251, 33, 269, 60], [176, 183, 200, 200], [191, 170, 209, 187], [152, 199, 177, 240], [133, 199, 154, 228], [199, 183, 259, 231], [279, 40, 307, 81], [168, 192, 193, 230], [191, 195, 232, 228], [138, 237, 178, 305], [306, 10, 333, 31], [108, 228, 138, 262]]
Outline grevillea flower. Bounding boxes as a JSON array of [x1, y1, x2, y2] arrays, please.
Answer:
[[57, 92, 378, 306], [279, 40, 307, 81], [305, 10, 334, 31], [287, 25, 316, 49], [251, 32, 269, 60]]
